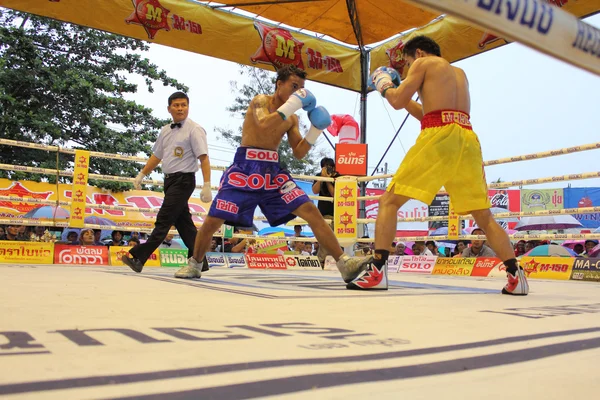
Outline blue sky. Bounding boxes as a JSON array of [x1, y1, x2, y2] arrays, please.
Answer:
[[126, 14, 600, 192]]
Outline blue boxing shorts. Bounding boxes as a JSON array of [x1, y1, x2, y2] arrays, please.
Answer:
[[208, 147, 312, 227]]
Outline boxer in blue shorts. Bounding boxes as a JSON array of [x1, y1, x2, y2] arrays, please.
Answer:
[[174, 65, 368, 285]]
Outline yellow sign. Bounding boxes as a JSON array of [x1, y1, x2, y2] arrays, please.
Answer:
[[432, 257, 476, 276], [333, 176, 357, 240], [69, 150, 90, 228], [0, 0, 361, 91], [0, 241, 54, 264], [520, 257, 574, 281], [256, 232, 288, 254], [109, 246, 160, 267]]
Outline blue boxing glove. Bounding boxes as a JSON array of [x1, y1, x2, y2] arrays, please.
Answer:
[[277, 88, 317, 119], [305, 106, 331, 145], [368, 66, 401, 96]]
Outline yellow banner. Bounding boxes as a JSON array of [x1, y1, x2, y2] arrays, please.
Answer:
[[432, 257, 476, 276], [0, 178, 211, 231], [370, 0, 600, 78], [520, 256, 574, 281], [110, 246, 160, 267], [69, 150, 90, 228], [256, 232, 288, 254], [0, 241, 54, 264], [334, 176, 357, 240], [0, 0, 361, 91]]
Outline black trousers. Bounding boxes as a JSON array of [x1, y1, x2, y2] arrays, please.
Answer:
[[130, 173, 197, 265]]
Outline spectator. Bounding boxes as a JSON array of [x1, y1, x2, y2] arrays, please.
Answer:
[[584, 240, 599, 256], [425, 240, 440, 256], [107, 230, 125, 246], [160, 228, 182, 248], [128, 237, 140, 248], [130, 232, 140, 241], [573, 243, 584, 255], [293, 225, 303, 237], [452, 240, 468, 257], [79, 228, 95, 246], [524, 241, 537, 253], [304, 242, 313, 254], [312, 157, 339, 264], [66, 230, 79, 245], [0, 225, 19, 241], [394, 242, 406, 256], [210, 238, 219, 252], [312, 242, 320, 256], [32, 226, 47, 241], [415, 240, 433, 256], [461, 228, 496, 257], [514, 240, 526, 257], [412, 243, 421, 255], [0, 225, 4, 237], [223, 228, 247, 253], [16, 225, 30, 241], [93, 229, 104, 246]]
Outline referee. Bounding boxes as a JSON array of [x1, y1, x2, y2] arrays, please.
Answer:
[[122, 92, 212, 275]]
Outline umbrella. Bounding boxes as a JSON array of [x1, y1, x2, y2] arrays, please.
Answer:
[[23, 206, 70, 219], [594, 227, 600, 233], [258, 227, 314, 237], [524, 244, 578, 257], [562, 240, 586, 250], [588, 244, 600, 258], [490, 207, 520, 222], [514, 215, 583, 231]]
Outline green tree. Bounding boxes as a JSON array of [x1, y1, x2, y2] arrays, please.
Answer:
[[0, 10, 187, 191], [216, 65, 328, 175]]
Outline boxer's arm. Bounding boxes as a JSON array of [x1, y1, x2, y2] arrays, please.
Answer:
[[385, 58, 426, 110], [405, 100, 424, 121], [141, 155, 161, 175], [286, 116, 311, 159], [198, 154, 211, 184], [251, 95, 287, 131]]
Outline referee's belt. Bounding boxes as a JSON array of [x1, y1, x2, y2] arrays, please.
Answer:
[[164, 172, 194, 179]]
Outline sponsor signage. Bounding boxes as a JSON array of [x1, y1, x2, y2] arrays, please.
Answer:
[[159, 248, 188, 267], [0, 241, 53, 264], [54, 245, 109, 265], [225, 254, 247, 268], [397, 255, 436, 274], [333, 176, 358, 240], [206, 252, 227, 268], [110, 246, 160, 267], [570, 257, 600, 282], [472, 257, 503, 277], [245, 254, 287, 269], [519, 257, 574, 280], [335, 143, 367, 176], [432, 257, 476, 276], [284, 255, 321, 270]]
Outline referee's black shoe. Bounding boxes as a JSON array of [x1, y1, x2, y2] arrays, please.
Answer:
[[201, 256, 209, 272], [122, 254, 143, 273]]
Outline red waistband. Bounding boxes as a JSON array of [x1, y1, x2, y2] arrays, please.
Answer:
[[421, 110, 472, 130]]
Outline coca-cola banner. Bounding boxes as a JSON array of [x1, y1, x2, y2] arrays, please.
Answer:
[[54, 245, 109, 265], [365, 189, 428, 235], [564, 188, 600, 228]]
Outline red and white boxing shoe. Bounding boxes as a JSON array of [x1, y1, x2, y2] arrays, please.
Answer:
[[346, 260, 388, 290], [502, 267, 529, 296]]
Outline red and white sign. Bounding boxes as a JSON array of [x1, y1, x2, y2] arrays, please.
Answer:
[[245, 148, 279, 162], [284, 255, 321, 270], [335, 143, 367, 176], [245, 254, 287, 269], [365, 189, 429, 236], [472, 257, 503, 277], [397, 255, 436, 274], [54, 244, 109, 265]]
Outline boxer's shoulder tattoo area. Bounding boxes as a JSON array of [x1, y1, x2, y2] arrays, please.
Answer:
[[252, 95, 270, 119]]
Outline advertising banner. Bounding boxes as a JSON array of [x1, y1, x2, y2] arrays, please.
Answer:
[[245, 254, 287, 269], [365, 189, 428, 234], [397, 255, 436, 274], [0, 178, 210, 231], [333, 177, 358, 240], [206, 252, 227, 268], [564, 188, 600, 228], [521, 189, 564, 212], [159, 248, 188, 267], [54, 245, 109, 265], [471, 257, 503, 277], [225, 253, 247, 268], [570, 257, 600, 282], [432, 257, 476, 276], [284, 255, 321, 270], [68, 150, 90, 228], [0, 241, 53, 264], [110, 246, 160, 267], [335, 144, 367, 176]]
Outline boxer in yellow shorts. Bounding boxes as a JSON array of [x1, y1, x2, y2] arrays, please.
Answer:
[[389, 109, 490, 215], [349, 35, 528, 295]]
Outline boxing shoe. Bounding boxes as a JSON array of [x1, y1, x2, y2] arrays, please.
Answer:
[[346, 260, 388, 290], [174, 257, 202, 279], [122, 254, 143, 273], [336, 255, 371, 283], [502, 267, 529, 295]]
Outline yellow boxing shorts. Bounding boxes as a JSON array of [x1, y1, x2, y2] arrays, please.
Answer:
[[388, 110, 491, 215]]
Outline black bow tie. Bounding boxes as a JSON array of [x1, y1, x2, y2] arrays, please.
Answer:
[[171, 122, 182, 129], [162, 241, 171, 246]]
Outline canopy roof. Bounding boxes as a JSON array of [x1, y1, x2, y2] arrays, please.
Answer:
[[1, 0, 597, 92]]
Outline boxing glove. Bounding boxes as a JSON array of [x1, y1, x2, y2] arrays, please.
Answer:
[[277, 89, 317, 119], [305, 106, 331, 145], [369, 66, 401, 96], [133, 171, 145, 190], [200, 181, 212, 202]]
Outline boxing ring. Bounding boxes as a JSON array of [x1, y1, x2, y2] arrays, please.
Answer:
[[1, 0, 600, 398]]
